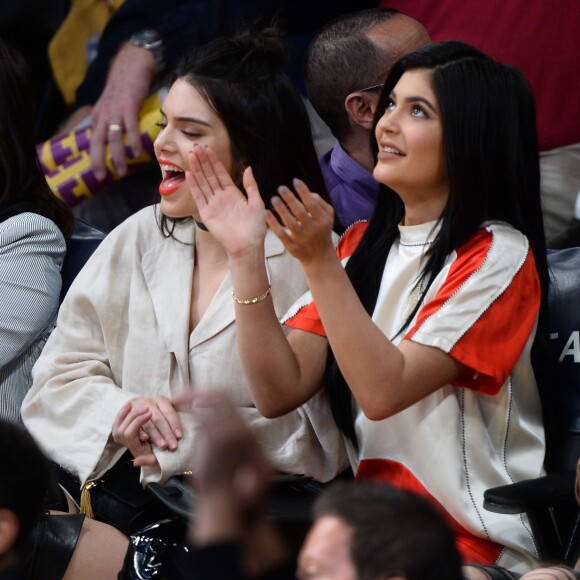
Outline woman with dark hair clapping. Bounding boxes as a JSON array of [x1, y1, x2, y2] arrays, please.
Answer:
[[22, 27, 346, 543], [186, 41, 549, 574]]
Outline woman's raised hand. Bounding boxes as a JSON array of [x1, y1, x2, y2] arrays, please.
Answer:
[[186, 145, 267, 259], [266, 178, 336, 266]]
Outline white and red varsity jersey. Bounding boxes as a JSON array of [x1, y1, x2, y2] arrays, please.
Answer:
[[283, 220, 545, 573]]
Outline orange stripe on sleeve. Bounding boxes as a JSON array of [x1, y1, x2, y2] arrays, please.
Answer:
[[284, 222, 368, 336], [336, 221, 368, 260], [406, 230, 493, 337], [449, 252, 540, 394], [405, 229, 540, 394], [284, 302, 326, 336]]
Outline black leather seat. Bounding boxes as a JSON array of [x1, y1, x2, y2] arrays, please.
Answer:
[[484, 247, 580, 564], [59, 218, 106, 302]]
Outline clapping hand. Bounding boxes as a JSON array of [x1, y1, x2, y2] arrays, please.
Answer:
[[186, 145, 267, 259], [265, 178, 336, 266]]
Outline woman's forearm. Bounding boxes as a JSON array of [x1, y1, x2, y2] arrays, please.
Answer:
[[228, 249, 326, 417], [301, 256, 462, 420]]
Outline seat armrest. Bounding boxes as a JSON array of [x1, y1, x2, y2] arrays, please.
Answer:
[[60, 218, 106, 301], [484, 471, 576, 514]]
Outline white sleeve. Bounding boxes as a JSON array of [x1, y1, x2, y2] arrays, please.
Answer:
[[21, 224, 140, 485]]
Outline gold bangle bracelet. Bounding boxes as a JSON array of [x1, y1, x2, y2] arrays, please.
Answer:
[[232, 285, 272, 305]]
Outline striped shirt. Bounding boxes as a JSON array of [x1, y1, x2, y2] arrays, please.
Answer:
[[0, 212, 65, 423]]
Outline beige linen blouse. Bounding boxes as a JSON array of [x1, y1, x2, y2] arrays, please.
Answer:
[[21, 205, 346, 486]]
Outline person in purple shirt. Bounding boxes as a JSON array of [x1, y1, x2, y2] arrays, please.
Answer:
[[305, 8, 430, 229], [318, 141, 380, 230]]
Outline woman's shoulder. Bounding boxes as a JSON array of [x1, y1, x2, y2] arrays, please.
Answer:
[[460, 222, 530, 262], [107, 204, 162, 238], [108, 205, 195, 242], [0, 209, 61, 233], [95, 205, 181, 254], [451, 222, 536, 286], [0, 211, 65, 251], [76, 206, 195, 282]]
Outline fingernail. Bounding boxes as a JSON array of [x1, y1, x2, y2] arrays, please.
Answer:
[[272, 196, 281, 205], [176, 430, 183, 439], [293, 178, 304, 188], [95, 170, 105, 181]]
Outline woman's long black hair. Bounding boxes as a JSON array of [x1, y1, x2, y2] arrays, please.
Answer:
[[0, 38, 73, 236], [325, 41, 549, 446], [159, 25, 329, 237]]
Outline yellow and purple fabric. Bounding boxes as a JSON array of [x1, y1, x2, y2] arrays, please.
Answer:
[[37, 93, 161, 207]]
